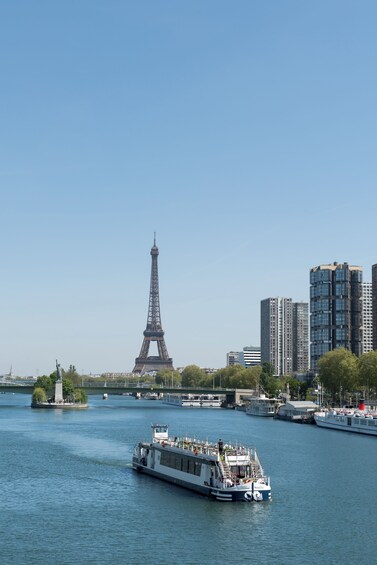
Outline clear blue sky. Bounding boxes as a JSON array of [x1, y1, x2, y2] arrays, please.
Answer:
[[1, 1, 377, 376]]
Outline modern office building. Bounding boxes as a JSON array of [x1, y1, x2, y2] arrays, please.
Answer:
[[292, 302, 309, 372], [372, 264, 377, 350], [261, 297, 293, 376], [226, 351, 240, 366], [238, 346, 261, 368], [310, 262, 363, 370], [362, 282, 373, 354]]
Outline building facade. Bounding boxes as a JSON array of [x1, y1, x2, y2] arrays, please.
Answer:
[[261, 297, 293, 376], [310, 262, 363, 370], [226, 351, 240, 366], [238, 346, 261, 368], [292, 302, 309, 372], [362, 282, 373, 354], [372, 264, 377, 350]]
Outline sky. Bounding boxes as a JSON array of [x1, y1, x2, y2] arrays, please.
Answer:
[[1, 1, 377, 376]]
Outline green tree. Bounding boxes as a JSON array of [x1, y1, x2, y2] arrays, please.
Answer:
[[155, 370, 182, 387], [211, 365, 262, 389], [318, 348, 359, 402], [34, 375, 55, 398], [212, 365, 244, 388], [74, 389, 88, 404], [32, 387, 47, 405], [229, 366, 261, 389], [181, 365, 207, 387], [358, 351, 377, 398], [284, 377, 302, 400], [259, 362, 280, 397], [261, 362, 274, 380], [64, 364, 81, 385], [62, 378, 75, 401]]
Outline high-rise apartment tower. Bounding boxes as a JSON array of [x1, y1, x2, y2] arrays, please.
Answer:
[[362, 282, 373, 354], [292, 302, 309, 372], [261, 297, 293, 376], [372, 264, 377, 350], [310, 262, 363, 370]]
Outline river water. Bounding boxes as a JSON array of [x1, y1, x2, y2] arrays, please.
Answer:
[[1, 393, 376, 565]]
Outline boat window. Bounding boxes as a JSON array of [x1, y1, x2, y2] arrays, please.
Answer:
[[230, 465, 248, 478], [188, 459, 195, 474], [160, 450, 202, 476]]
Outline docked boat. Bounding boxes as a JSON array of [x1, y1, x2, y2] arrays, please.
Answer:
[[163, 393, 223, 408], [132, 424, 271, 502], [246, 394, 280, 417], [314, 405, 377, 436], [275, 400, 318, 423], [143, 392, 160, 400]]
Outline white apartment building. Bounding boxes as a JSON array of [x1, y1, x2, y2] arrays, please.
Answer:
[[362, 281, 373, 353]]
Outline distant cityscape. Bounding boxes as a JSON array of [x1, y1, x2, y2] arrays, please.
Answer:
[[2, 260, 377, 381], [227, 261, 377, 378]]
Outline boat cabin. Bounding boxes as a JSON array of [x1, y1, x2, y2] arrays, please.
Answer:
[[152, 424, 169, 441]]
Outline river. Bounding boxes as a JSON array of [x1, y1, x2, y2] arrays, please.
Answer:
[[1, 393, 376, 565]]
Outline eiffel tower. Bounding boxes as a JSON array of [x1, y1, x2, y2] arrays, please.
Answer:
[[133, 236, 174, 374]]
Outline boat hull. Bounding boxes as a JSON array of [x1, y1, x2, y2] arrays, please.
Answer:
[[315, 413, 377, 436], [246, 410, 275, 417], [133, 460, 271, 502]]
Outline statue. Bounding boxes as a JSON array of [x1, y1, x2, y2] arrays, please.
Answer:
[[56, 360, 62, 381]]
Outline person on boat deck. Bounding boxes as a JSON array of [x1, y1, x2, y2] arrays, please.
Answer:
[[218, 440, 224, 454]]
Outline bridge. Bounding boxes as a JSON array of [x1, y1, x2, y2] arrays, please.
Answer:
[[0, 382, 253, 404]]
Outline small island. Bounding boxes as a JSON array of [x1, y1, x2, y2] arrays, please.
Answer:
[[31, 361, 88, 409]]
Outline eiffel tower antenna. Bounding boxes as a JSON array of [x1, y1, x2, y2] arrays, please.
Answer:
[[133, 236, 174, 374]]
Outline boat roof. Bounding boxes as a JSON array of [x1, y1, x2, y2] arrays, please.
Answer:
[[284, 401, 318, 409]]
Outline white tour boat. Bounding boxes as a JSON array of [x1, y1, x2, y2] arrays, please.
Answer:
[[246, 394, 280, 417], [314, 402, 377, 436], [132, 424, 271, 502], [163, 394, 223, 408]]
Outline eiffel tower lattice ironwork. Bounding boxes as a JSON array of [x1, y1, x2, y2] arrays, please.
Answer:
[[133, 236, 174, 374]]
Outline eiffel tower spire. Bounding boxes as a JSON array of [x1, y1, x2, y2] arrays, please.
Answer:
[[133, 236, 173, 374]]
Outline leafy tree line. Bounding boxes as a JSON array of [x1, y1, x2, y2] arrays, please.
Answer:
[[32, 364, 87, 405], [42, 362, 312, 402], [318, 348, 377, 404], [154, 362, 310, 401]]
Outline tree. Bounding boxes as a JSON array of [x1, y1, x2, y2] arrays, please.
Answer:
[[358, 351, 377, 398], [74, 389, 88, 404], [318, 348, 359, 402], [261, 362, 274, 380], [32, 387, 47, 405], [228, 366, 261, 389], [155, 370, 182, 387], [285, 377, 302, 400], [62, 378, 75, 401], [259, 362, 279, 397], [181, 365, 207, 387], [34, 375, 55, 398], [64, 364, 81, 385]]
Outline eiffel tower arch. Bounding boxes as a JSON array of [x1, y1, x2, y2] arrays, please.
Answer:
[[133, 236, 174, 374]]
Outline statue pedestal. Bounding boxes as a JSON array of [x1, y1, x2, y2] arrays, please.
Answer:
[[55, 380, 63, 403]]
